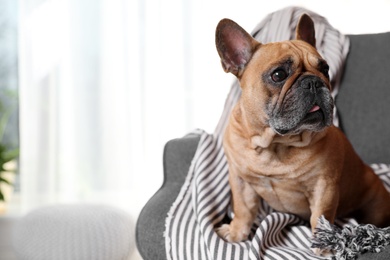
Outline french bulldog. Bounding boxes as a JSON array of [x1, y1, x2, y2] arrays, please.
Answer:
[[215, 14, 390, 253]]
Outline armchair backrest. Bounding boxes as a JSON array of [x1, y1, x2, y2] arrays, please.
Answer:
[[336, 32, 390, 164]]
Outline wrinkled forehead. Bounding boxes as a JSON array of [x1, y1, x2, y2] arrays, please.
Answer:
[[254, 40, 324, 68], [286, 40, 324, 66]]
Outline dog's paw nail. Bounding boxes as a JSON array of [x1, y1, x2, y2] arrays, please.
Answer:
[[216, 223, 249, 242], [311, 247, 334, 257], [216, 224, 232, 241]]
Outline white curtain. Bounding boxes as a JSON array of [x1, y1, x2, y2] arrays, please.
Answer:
[[18, 0, 198, 218]]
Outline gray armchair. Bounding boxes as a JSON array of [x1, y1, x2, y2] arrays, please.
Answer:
[[136, 32, 390, 260]]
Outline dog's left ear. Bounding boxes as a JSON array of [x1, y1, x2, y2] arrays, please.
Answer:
[[296, 14, 316, 47]]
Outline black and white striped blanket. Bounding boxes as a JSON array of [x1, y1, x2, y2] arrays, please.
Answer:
[[165, 6, 390, 260]]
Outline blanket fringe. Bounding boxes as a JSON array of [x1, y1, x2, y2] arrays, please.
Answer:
[[312, 215, 390, 260]]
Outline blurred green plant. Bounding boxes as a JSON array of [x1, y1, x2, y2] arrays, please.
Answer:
[[0, 89, 18, 201]]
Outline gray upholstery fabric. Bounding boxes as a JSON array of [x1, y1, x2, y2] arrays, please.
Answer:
[[336, 32, 390, 164], [136, 32, 390, 259], [357, 245, 390, 260], [136, 134, 200, 260]]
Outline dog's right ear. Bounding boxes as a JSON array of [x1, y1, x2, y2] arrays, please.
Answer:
[[215, 19, 259, 77]]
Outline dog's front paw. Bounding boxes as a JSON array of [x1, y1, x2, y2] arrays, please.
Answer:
[[216, 223, 249, 242]]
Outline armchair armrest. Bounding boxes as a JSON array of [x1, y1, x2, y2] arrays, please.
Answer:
[[136, 133, 200, 260]]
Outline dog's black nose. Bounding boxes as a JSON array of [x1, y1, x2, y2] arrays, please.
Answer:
[[301, 75, 323, 93]]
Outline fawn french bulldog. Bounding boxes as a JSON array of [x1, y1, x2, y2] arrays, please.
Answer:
[[215, 14, 390, 252]]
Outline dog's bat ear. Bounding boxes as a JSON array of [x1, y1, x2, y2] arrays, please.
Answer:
[[215, 19, 259, 77], [296, 14, 316, 47]]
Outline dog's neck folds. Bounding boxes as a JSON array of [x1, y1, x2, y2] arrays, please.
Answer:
[[250, 130, 323, 150]]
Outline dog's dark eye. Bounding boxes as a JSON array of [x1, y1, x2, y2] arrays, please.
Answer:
[[319, 61, 330, 78], [322, 64, 330, 78], [271, 69, 288, 82]]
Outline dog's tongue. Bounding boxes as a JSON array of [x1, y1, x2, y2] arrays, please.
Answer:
[[309, 105, 320, 113]]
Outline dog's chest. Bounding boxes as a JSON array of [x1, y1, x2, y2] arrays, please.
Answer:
[[252, 176, 311, 220]]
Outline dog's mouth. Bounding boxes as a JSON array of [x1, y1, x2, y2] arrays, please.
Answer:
[[273, 104, 327, 135], [309, 105, 320, 113], [301, 104, 325, 125]]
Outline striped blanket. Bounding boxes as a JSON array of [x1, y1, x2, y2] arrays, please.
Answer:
[[165, 6, 390, 260]]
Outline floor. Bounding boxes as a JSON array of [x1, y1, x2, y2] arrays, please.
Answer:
[[0, 217, 18, 260], [0, 216, 145, 260], [0, 215, 144, 260]]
